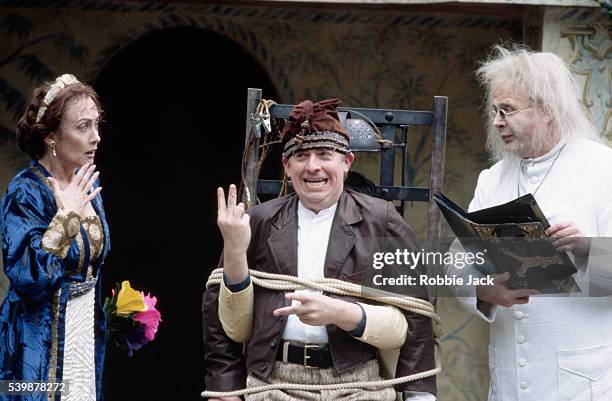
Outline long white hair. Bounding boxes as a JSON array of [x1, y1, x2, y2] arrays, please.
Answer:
[[476, 44, 599, 162]]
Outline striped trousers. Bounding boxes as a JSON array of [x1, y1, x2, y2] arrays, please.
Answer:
[[246, 359, 396, 401]]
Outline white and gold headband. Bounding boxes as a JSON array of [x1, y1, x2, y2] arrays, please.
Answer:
[[35, 74, 81, 123]]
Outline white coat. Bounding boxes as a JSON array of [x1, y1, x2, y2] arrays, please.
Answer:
[[454, 137, 612, 401]]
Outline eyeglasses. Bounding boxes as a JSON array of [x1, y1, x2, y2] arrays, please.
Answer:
[[491, 106, 531, 120]]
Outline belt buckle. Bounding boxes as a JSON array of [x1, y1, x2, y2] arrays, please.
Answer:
[[303, 344, 318, 369]]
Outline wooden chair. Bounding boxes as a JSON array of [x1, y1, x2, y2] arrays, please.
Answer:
[[241, 88, 447, 241]]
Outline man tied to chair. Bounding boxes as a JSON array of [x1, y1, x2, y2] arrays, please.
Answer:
[[203, 99, 437, 401]]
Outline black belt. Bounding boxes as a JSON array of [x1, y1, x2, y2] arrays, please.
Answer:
[[277, 341, 332, 369]]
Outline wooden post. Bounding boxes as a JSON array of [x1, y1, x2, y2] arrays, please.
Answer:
[[242, 88, 263, 207], [427, 96, 447, 241]]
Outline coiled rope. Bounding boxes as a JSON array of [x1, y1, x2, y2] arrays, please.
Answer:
[[201, 268, 442, 399]]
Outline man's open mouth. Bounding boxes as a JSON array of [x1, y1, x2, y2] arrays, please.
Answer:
[[304, 178, 328, 186]]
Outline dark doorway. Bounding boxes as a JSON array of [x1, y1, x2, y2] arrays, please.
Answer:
[[94, 27, 278, 401]]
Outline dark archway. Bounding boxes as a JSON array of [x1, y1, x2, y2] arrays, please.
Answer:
[[94, 27, 278, 401]]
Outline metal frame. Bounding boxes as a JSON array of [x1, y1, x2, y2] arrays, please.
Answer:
[[243, 88, 447, 240]]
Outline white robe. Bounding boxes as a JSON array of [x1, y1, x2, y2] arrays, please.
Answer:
[[452, 137, 612, 401]]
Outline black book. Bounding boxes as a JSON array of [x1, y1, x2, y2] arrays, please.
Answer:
[[434, 192, 579, 293]]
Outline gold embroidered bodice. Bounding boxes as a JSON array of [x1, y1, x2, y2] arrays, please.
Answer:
[[41, 209, 104, 298], [81, 215, 103, 263]]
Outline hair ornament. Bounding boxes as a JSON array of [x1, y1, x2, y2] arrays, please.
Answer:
[[35, 74, 81, 123]]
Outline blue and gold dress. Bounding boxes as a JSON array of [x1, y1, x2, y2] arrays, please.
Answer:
[[0, 161, 110, 401]]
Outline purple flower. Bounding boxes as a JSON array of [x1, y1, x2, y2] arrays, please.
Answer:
[[109, 317, 148, 357]]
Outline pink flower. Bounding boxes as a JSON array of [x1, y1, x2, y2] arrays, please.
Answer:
[[133, 292, 162, 341]]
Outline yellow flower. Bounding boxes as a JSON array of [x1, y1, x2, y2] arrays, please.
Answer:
[[116, 281, 146, 316]]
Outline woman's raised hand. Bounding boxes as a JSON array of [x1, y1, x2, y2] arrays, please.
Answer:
[[48, 163, 101, 216]]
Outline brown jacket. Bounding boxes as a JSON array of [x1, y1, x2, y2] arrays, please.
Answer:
[[202, 189, 436, 394]]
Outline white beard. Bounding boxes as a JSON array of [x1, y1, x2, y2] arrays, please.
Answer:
[[486, 121, 558, 162]]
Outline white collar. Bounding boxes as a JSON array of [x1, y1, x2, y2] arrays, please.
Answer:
[[297, 200, 338, 221], [521, 138, 567, 165]]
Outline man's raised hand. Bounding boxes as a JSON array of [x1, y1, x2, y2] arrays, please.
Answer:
[[217, 184, 251, 252], [217, 184, 250, 283]]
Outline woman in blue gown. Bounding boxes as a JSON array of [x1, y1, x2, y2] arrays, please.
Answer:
[[0, 74, 110, 401]]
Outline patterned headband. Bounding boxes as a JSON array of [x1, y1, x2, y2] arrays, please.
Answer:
[[282, 130, 349, 159], [35, 74, 81, 123]]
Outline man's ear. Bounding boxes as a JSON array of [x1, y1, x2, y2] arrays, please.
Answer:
[[282, 157, 290, 178], [344, 152, 355, 171]]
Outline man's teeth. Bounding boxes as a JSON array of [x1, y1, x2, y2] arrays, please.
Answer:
[[305, 178, 327, 183]]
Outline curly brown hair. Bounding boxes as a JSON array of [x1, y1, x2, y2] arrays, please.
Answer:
[[16, 80, 103, 160]]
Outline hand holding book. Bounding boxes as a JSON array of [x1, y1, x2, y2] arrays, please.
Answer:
[[546, 221, 590, 257], [434, 193, 580, 294], [476, 272, 540, 310]]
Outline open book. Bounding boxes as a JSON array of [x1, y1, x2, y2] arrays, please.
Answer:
[[434, 192, 579, 293]]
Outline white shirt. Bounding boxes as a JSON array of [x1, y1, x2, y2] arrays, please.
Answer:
[[218, 198, 434, 400], [517, 139, 566, 198], [451, 137, 612, 401], [281, 201, 435, 401], [281, 201, 336, 344]]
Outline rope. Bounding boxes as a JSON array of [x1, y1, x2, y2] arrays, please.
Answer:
[[254, 99, 279, 181], [201, 268, 442, 399], [206, 269, 441, 326], [241, 99, 278, 208], [201, 353, 441, 398]]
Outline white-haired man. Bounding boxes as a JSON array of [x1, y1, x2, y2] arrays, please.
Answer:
[[452, 45, 612, 401]]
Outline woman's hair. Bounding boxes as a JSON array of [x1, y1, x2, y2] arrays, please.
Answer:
[[16, 79, 103, 160], [476, 44, 599, 162]]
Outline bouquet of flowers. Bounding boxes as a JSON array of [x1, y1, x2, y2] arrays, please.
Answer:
[[104, 281, 162, 356]]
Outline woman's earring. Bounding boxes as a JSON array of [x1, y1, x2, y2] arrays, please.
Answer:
[[50, 142, 56, 157]]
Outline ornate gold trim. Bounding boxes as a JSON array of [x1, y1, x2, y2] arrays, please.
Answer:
[[75, 230, 85, 274], [47, 288, 61, 401], [31, 166, 51, 190], [42, 210, 81, 259]]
